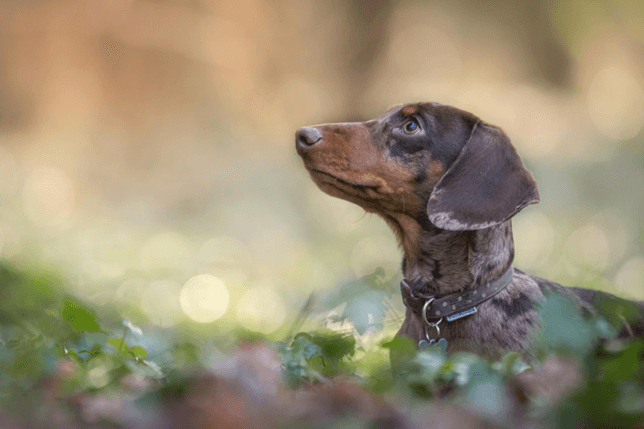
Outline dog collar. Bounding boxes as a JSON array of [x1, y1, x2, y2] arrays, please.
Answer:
[[400, 267, 514, 323]]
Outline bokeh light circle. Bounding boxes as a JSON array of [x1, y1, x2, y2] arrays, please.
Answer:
[[565, 225, 610, 272], [614, 257, 644, 300], [587, 65, 644, 140], [180, 274, 230, 323]]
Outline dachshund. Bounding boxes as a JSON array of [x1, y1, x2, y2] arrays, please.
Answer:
[[295, 102, 644, 360]]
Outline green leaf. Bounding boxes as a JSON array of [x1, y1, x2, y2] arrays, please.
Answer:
[[536, 293, 599, 359], [342, 291, 386, 334], [413, 348, 447, 383], [381, 336, 416, 370], [496, 351, 531, 376], [304, 342, 322, 360], [129, 346, 148, 359], [595, 339, 644, 383], [290, 335, 310, 361], [464, 373, 508, 420], [309, 331, 356, 362], [108, 337, 132, 359], [449, 352, 484, 386], [591, 294, 643, 332], [275, 341, 290, 360], [61, 299, 101, 332], [108, 337, 128, 351]]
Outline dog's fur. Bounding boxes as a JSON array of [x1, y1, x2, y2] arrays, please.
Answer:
[[296, 102, 644, 360]]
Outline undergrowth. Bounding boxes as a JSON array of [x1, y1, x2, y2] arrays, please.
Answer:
[[0, 262, 642, 428]]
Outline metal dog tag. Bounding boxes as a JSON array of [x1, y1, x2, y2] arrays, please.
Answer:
[[418, 338, 448, 350]]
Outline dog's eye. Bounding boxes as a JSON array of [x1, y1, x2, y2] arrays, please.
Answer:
[[402, 119, 420, 134]]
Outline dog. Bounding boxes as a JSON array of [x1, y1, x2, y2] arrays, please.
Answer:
[[295, 102, 644, 360]]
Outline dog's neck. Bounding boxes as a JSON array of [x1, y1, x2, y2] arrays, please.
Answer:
[[386, 214, 514, 296]]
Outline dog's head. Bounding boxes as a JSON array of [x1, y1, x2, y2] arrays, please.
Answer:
[[295, 102, 539, 231]]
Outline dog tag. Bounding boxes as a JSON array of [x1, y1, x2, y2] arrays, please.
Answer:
[[418, 338, 448, 350]]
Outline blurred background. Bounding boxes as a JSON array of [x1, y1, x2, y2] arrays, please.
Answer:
[[1, 0, 643, 340]]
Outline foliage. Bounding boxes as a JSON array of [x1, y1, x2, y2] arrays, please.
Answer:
[[0, 261, 643, 428], [0, 263, 163, 400]]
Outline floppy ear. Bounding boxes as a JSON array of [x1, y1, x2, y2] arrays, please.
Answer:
[[427, 122, 539, 231]]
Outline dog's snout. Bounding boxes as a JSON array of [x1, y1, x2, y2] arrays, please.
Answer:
[[295, 127, 322, 150]]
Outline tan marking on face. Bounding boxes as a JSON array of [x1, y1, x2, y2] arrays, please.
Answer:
[[401, 104, 418, 116], [300, 120, 426, 258], [302, 123, 422, 215], [428, 160, 446, 183]]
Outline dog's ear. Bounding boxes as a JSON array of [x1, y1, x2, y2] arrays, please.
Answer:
[[427, 122, 539, 231]]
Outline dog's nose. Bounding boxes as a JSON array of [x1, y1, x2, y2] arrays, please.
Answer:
[[295, 127, 322, 150]]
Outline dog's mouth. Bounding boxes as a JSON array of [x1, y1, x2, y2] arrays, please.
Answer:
[[305, 164, 422, 219], [308, 168, 380, 194]]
